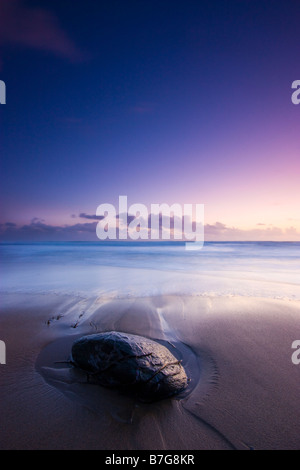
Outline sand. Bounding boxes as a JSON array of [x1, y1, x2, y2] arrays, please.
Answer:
[[0, 292, 299, 450]]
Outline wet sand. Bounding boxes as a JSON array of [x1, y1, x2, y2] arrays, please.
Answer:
[[0, 292, 300, 450]]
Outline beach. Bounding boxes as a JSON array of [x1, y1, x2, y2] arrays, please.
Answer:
[[2, 0, 300, 452], [0, 242, 299, 450]]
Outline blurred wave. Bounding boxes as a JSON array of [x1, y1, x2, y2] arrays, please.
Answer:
[[1, 242, 300, 300]]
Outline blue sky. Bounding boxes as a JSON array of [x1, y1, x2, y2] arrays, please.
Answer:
[[0, 0, 300, 241]]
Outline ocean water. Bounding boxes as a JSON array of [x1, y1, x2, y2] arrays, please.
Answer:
[[0, 242, 300, 300]]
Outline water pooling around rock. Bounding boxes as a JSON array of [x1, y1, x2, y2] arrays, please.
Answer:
[[35, 297, 202, 424], [71, 331, 188, 402]]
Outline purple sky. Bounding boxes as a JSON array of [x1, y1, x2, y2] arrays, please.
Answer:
[[0, 0, 300, 241]]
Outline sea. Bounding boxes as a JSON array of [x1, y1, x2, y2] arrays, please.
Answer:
[[0, 242, 300, 300]]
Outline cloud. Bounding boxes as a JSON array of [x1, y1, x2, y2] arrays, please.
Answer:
[[79, 212, 137, 224], [31, 217, 45, 224], [0, 0, 83, 62], [117, 213, 136, 225], [204, 222, 300, 241], [205, 222, 227, 232], [0, 217, 299, 242], [0, 219, 99, 242], [79, 213, 105, 221]]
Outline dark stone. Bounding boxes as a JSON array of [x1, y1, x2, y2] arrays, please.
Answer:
[[71, 331, 188, 402]]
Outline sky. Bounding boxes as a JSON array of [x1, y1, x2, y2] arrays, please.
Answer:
[[0, 0, 299, 241]]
